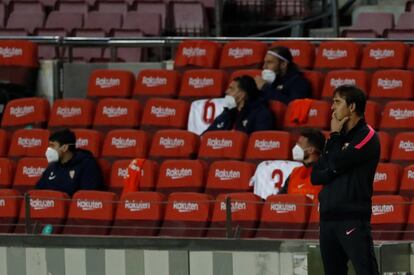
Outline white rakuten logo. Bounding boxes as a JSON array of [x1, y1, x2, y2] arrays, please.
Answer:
[[76, 200, 103, 211], [377, 78, 403, 90], [0, 47, 23, 58], [399, 140, 414, 152], [207, 138, 232, 149], [369, 49, 395, 60], [95, 77, 120, 89], [76, 138, 88, 148], [188, 77, 214, 89], [290, 49, 300, 57], [309, 109, 318, 117], [102, 106, 128, 118], [10, 106, 35, 118], [215, 169, 240, 180], [0, 199, 5, 207], [330, 78, 356, 88], [159, 137, 184, 149], [182, 47, 207, 57], [228, 48, 253, 59], [118, 168, 128, 179], [372, 204, 394, 216], [18, 137, 41, 148], [254, 139, 280, 151], [270, 203, 297, 213], [124, 200, 151, 212], [30, 198, 54, 210], [23, 166, 45, 178], [56, 107, 82, 118], [220, 201, 247, 213], [151, 106, 176, 118], [389, 109, 414, 120], [408, 170, 414, 180], [322, 49, 347, 60], [173, 201, 199, 213], [111, 137, 136, 149], [374, 172, 387, 183], [142, 76, 167, 87], [166, 168, 192, 179]]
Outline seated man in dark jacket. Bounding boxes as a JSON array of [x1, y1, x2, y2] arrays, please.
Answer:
[[255, 46, 312, 105], [36, 129, 104, 196], [204, 75, 275, 134]]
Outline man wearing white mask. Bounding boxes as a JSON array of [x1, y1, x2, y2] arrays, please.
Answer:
[[279, 128, 325, 200], [255, 46, 311, 105], [36, 129, 103, 196], [204, 75, 275, 134]]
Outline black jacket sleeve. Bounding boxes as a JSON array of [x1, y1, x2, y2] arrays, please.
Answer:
[[279, 175, 290, 194], [261, 75, 311, 105], [204, 108, 237, 133], [79, 158, 104, 191], [35, 166, 52, 190]]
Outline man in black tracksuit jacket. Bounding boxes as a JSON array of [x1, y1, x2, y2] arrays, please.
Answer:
[[311, 85, 380, 275]]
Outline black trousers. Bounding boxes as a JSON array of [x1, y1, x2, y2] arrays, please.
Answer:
[[320, 219, 379, 275]]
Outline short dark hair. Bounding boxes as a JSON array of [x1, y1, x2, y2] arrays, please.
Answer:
[[234, 75, 261, 101], [300, 128, 325, 153], [333, 85, 366, 117], [49, 128, 76, 152]]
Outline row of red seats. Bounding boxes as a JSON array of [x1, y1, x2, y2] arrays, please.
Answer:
[[0, 189, 412, 240]]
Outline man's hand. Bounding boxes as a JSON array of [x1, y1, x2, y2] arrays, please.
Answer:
[[254, 76, 266, 90], [331, 113, 349, 133]]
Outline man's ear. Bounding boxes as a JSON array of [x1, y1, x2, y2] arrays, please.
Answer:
[[61, 144, 69, 152], [281, 61, 288, 70], [349, 102, 356, 113]]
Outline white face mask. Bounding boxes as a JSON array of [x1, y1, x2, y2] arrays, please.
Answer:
[[261, 69, 276, 83], [45, 147, 59, 163], [223, 95, 237, 109], [292, 144, 305, 161]]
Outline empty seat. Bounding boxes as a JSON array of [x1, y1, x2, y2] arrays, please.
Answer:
[[179, 69, 227, 98], [121, 11, 161, 36], [395, 12, 414, 29], [403, 197, 414, 240], [283, 99, 331, 130], [271, 40, 315, 69], [111, 191, 165, 236], [390, 132, 414, 165], [87, 69, 134, 98], [0, 29, 28, 36], [256, 194, 311, 239], [42, 11, 83, 33], [0, 158, 15, 189], [159, 192, 212, 237], [380, 101, 414, 131], [112, 29, 144, 62], [156, 159, 206, 194], [15, 190, 69, 234], [205, 160, 255, 196], [83, 11, 122, 34], [269, 100, 287, 130], [6, 11, 45, 34], [134, 69, 180, 99], [229, 69, 261, 82], [72, 29, 106, 61], [314, 41, 361, 69], [187, 98, 226, 135], [136, 2, 167, 30], [174, 40, 221, 69], [321, 70, 369, 100], [141, 98, 189, 131], [371, 195, 407, 240], [385, 29, 414, 39], [63, 190, 116, 235], [36, 29, 67, 59], [149, 129, 199, 160], [365, 101, 381, 130], [361, 42, 408, 69], [8, 129, 50, 158], [13, 157, 48, 194], [370, 70, 414, 101], [302, 70, 324, 99], [97, 2, 128, 15], [245, 131, 294, 161], [58, 1, 89, 17], [219, 41, 267, 70], [373, 163, 402, 195], [171, 2, 208, 36], [48, 99, 95, 129], [399, 165, 414, 198], [408, 47, 414, 70], [378, 131, 392, 162], [93, 98, 142, 129], [0, 4, 5, 28], [0, 129, 9, 157], [207, 192, 262, 238], [2, 97, 49, 129], [0, 189, 21, 233], [11, 1, 44, 14], [198, 130, 248, 161], [101, 129, 150, 159], [342, 12, 394, 37], [73, 129, 102, 158]]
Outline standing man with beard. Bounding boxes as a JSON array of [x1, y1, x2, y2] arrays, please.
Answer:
[[311, 85, 380, 275], [255, 46, 312, 105]]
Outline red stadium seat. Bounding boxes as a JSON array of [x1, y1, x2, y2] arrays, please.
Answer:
[[5, 12, 45, 34], [219, 41, 267, 70], [87, 69, 135, 98], [361, 41, 408, 69], [0, 129, 9, 157], [245, 131, 294, 161], [229, 69, 261, 82], [373, 163, 402, 195], [302, 70, 324, 99], [15, 190, 69, 234], [407, 47, 414, 70], [205, 160, 255, 196], [371, 195, 408, 240], [0, 189, 21, 233], [135, 2, 167, 29], [256, 194, 311, 239], [179, 69, 228, 98], [342, 12, 394, 37], [83, 11, 122, 34], [57, 2, 89, 16], [156, 159, 206, 194], [370, 70, 414, 101], [8, 129, 50, 158], [171, 2, 209, 36], [399, 165, 414, 198], [93, 98, 142, 129], [390, 132, 414, 165], [159, 192, 212, 237], [48, 99, 95, 129], [365, 101, 381, 130], [101, 129, 150, 159], [96, 2, 128, 15], [269, 100, 287, 130], [41, 11, 83, 33], [0, 158, 15, 189], [207, 192, 262, 238], [13, 157, 48, 194], [271, 40, 315, 69], [283, 100, 331, 130], [198, 130, 248, 161], [111, 191, 165, 236], [174, 40, 221, 69], [2, 97, 49, 129], [380, 101, 414, 132], [402, 198, 414, 240], [134, 69, 180, 99], [321, 70, 370, 99], [63, 190, 116, 235], [72, 129, 102, 158], [120, 12, 161, 36], [303, 203, 319, 239], [11, 0, 44, 13], [378, 131, 392, 162], [314, 41, 361, 69], [149, 129, 199, 160]]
